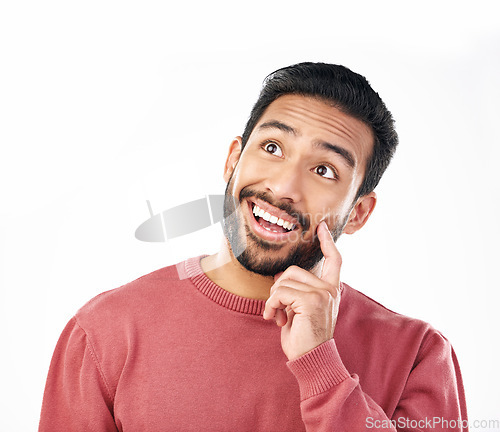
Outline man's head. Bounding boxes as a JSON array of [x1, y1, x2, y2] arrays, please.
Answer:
[[222, 62, 398, 276], [243, 62, 398, 200]]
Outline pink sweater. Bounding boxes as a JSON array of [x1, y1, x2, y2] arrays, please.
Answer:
[[39, 256, 467, 431]]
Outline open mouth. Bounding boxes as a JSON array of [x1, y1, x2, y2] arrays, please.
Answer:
[[249, 201, 298, 235]]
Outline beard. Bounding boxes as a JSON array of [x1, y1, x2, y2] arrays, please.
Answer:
[[222, 175, 349, 276]]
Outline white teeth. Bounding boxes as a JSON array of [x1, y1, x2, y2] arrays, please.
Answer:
[[252, 204, 295, 231]]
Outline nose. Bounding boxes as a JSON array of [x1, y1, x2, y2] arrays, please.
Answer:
[[263, 161, 303, 203]]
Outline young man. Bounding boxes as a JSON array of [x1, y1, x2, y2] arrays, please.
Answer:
[[39, 63, 468, 431]]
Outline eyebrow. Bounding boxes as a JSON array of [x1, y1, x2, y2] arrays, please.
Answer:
[[258, 120, 298, 135], [314, 141, 356, 169]]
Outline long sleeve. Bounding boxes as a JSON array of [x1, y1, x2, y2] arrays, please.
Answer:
[[38, 259, 469, 431], [39, 318, 118, 432], [287, 335, 468, 432]]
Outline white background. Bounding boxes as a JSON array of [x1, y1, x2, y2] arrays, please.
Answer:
[[1, 1, 499, 430]]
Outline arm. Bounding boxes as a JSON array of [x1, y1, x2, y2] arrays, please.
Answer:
[[39, 318, 118, 432], [264, 222, 467, 431], [287, 335, 467, 431], [288, 339, 392, 431]]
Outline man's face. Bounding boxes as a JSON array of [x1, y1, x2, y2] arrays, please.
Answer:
[[222, 94, 374, 276]]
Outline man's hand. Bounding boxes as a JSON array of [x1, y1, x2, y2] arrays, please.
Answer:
[[263, 221, 342, 361]]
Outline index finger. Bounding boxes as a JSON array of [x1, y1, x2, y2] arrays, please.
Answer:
[[317, 220, 342, 287]]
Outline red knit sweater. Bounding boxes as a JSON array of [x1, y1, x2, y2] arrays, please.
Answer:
[[39, 256, 468, 431]]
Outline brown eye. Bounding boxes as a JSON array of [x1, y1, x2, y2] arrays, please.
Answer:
[[263, 142, 283, 157], [315, 165, 336, 179]]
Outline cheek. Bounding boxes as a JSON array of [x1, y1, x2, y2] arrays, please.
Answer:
[[230, 158, 265, 193], [304, 193, 341, 224], [307, 178, 358, 222], [306, 204, 347, 235]]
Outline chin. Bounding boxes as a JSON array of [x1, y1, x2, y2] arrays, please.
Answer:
[[226, 218, 324, 276]]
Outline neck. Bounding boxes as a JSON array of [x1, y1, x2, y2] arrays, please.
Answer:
[[200, 238, 276, 301]]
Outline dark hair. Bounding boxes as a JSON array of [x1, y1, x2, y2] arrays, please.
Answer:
[[241, 62, 398, 199]]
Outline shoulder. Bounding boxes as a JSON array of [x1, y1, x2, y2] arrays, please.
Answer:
[[336, 285, 463, 413], [339, 283, 447, 350], [75, 260, 188, 329]]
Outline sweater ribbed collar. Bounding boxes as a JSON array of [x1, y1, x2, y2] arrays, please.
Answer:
[[183, 256, 266, 316], [183, 255, 345, 316]]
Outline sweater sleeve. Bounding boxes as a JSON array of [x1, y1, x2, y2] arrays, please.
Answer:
[[39, 317, 119, 432], [287, 335, 468, 432]]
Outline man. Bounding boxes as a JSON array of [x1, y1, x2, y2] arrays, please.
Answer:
[[39, 63, 467, 431]]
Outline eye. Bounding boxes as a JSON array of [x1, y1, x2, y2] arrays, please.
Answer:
[[314, 164, 337, 180], [262, 141, 283, 157]]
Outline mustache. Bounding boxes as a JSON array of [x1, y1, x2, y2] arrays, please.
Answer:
[[239, 187, 311, 232]]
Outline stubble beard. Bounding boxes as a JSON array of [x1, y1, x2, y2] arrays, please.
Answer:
[[222, 175, 348, 276]]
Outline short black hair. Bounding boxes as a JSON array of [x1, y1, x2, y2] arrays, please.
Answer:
[[241, 62, 398, 199]]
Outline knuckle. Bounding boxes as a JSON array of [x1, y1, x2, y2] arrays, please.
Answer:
[[283, 265, 300, 277]]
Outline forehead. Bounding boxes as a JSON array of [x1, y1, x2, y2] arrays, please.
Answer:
[[254, 94, 374, 173]]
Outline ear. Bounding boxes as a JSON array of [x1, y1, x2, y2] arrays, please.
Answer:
[[223, 137, 243, 183], [342, 191, 377, 235]]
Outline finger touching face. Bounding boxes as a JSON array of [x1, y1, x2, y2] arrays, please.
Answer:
[[317, 220, 342, 287]]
